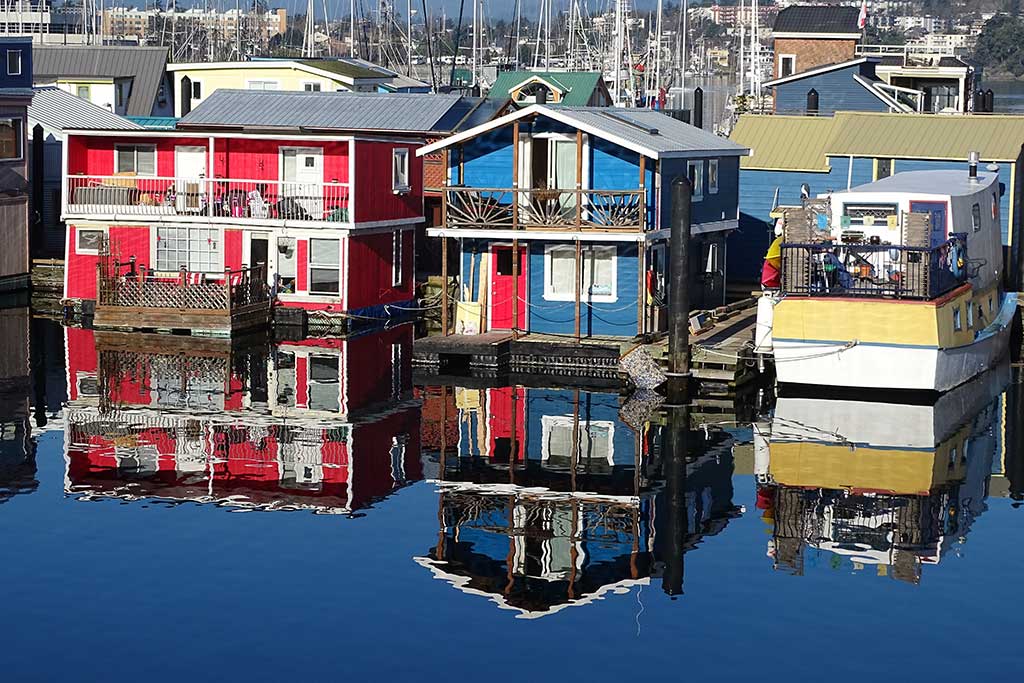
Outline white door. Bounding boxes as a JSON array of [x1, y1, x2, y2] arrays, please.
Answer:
[[281, 147, 323, 219], [175, 145, 207, 213]]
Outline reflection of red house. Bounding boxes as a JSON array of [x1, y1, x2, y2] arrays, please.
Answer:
[[63, 324, 421, 513], [61, 90, 463, 321]]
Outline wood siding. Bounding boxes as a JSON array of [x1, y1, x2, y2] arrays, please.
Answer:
[[353, 140, 422, 223], [773, 64, 889, 115]]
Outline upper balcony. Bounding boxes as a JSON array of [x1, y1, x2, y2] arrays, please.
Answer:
[[438, 186, 648, 234], [65, 175, 351, 227]]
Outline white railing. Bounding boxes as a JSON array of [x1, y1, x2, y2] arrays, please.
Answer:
[[65, 175, 351, 224]]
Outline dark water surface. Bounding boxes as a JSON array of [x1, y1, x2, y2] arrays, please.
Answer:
[[1, 310, 1023, 682]]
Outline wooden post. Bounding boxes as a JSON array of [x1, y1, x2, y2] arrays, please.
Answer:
[[441, 148, 449, 227], [639, 154, 647, 231], [512, 240, 520, 338], [441, 235, 449, 335], [575, 129, 583, 229], [574, 238, 582, 342], [512, 122, 520, 229]]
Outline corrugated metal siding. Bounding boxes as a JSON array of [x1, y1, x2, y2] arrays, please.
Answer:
[[33, 46, 168, 117], [28, 86, 142, 131]]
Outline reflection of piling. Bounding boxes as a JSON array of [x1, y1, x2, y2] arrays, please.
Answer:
[[667, 177, 692, 404], [659, 404, 689, 596], [1006, 372, 1024, 501]]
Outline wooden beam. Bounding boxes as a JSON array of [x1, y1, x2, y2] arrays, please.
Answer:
[[639, 154, 647, 231], [512, 121, 520, 229], [441, 235, 449, 336], [575, 129, 583, 229], [512, 241, 520, 339], [638, 239, 646, 336], [575, 238, 582, 342]]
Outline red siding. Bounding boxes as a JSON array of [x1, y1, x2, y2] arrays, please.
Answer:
[[217, 138, 348, 183], [224, 229, 243, 270], [65, 224, 149, 300], [353, 140, 422, 223], [345, 230, 414, 310], [69, 135, 209, 177], [109, 225, 151, 267], [344, 324, 412, 412], [65, 327, 97, 401], [296, 239, 308, 292]]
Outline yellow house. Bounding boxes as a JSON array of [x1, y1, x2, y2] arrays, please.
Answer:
[[168, 60, 393, 117]]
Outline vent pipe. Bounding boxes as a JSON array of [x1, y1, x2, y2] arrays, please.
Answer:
[[968, 150, 980, 181]]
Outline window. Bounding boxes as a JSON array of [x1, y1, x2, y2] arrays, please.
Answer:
[[392, 231, 403, 286], [779, 54, 796, 78], [191, 80, 202, 99], [687, 160, 704, 200], [77, 229, 105, 253], [544, 244, 617, 302], [309, 238, 340, 294], [115, 144, 156, 176], [541, 415, 615, 470], [993, 192, 1000, 223], [303, 81, 322, 92], [76, 84, 90, 99], [392, 148, 410, 192], [308, 355, 340, 412], [247, 80, 279, 90], [953, 306, 962, 332], [156, 226, 222, 273], [708, 159, 719, 195], [967, 300, 974, 328], [971, 203, 982, 232], [6, 49, 21, 76], [0, 117, 22, 160]]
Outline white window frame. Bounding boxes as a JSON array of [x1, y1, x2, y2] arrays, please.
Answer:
[[392, 230, 403, 286], [708, 158, 720, 195], [392, 148, 410, 193], [191, 79, 202, 100], [779, 54, 796, 78], [302, 81, 322, 92], [75, 83, 91, 99], [154, 225, 223, 274], [115, 144, 157, 176], [687, 160, 704, 201], [246, 79, 279, 91], [306, 353, 341, 413], [0, 116, 23, 161], [76, 227, 106, 255], [6, 49, 21, 76], [543, 244, 618, 303], [540, 415, 616, 467], [308, 237, 341, 295]]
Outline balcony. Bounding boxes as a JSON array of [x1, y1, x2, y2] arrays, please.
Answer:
[[780, 236, 968, 300], [66, 175, 350, 226], [94, 261, 272, 336], [439, 186, 647, 233]]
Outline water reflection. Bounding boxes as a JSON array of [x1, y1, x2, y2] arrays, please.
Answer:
[[62, 325, 421, 513], [754, 366, 1013, 583], [0, 307, 36, 502], [414, 386, 742, 617]]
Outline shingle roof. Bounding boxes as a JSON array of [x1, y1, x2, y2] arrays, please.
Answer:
[[32, 46, 168, 117], [28, 86, 142, 131], [176, 89, 480, 133], [773, 5, 861, 34], [487, 71, 605, 106], [730, 111, 1024, 171]]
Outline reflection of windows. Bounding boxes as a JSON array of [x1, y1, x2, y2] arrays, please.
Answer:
[[277, 237, 297, 292], [115, 144, 156, 176], [390, 435, 408, 485], [708, 159, 719, 194], [0, 117, 22, 160], [308, 355, 339, 412], [309, 238, 340, 294], [392, 231, 403, 286], [688, 160, 704, 200], [392, 148, 410, 192], [156, 226, 221, 272], [77, 375, 99, 397], [77, 229, 104, 253], [541, 415, 615, 470], [391, 342, 402, 400], [544, 244, 617, 302], [972, 203, 982, 232], [275, 351, 296, 406]]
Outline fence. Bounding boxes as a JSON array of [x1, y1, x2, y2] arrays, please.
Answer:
[[98, 259, 270, 313], [780, 235, 968, 300], [441, 187, 646, 231]]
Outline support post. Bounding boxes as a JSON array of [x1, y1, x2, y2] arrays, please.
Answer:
[[512, 239, 520, 338], [658, 402, 689, 597], [575, 129, 583, 228], [441, 235, 449, 335], [574, 238, 582, 342], [638, 239, 646, 336], [667, 176, 692, 403], [512, 122, 520, 228]]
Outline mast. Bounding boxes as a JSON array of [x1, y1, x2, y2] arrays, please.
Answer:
[[350, 0, 356, 56], [654, 0, 663, 95], [614, 0, 623, 106], [407, 0, 412, 74]]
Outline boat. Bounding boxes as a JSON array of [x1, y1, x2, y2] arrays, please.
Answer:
[[755, 159, 1018, 392]]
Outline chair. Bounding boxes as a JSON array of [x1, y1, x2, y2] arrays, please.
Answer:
[[248, 190, 269, 219]]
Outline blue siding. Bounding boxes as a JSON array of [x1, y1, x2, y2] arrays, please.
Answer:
[[773, 64, 888, 115], [527, 241, 640, 337], [523, 388, 637, 467], [457, 127, 514, 187]]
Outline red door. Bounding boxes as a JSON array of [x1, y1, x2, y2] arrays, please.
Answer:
[[490, 245, 527, 331], [487, 387, 526, 464]]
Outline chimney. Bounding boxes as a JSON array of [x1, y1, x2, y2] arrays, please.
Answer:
[[968, 150, 979, 181], [535, 88, 547, 106]]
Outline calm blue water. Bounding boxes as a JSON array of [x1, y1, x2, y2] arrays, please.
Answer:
[[1, 314, 1023, 682]]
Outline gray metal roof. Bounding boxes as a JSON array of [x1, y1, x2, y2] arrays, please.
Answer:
[[847, 169, 997, 198], [553, 106, 750, 157], [28, 86, 143, 132], [177, 89, 477, 133], [32, 46, 169, 117]]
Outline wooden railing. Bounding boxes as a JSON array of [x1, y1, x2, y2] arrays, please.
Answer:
[[97, 262, 271, 313], [67, 175, 350, 224], [437, 186, 647, 232]]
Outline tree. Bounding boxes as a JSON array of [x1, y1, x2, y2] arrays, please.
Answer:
[[973, 13, 1024, 77]]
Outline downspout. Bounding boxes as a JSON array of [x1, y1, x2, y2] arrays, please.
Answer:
[[847, 155, 854, 190]]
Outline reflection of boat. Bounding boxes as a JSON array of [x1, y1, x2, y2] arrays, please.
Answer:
[[414, 387, 741, 617], [754, 365, 1010, 583], [758, 167, 1017, 391], [62, 326, 421, 514]]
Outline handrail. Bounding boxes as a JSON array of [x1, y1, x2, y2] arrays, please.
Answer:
[[438, 186, 648, 231]]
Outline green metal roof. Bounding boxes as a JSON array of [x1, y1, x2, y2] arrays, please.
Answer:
[[486, 71, 605, 106], [126, 116, 178, 130], [731, 111, 1024, 172]]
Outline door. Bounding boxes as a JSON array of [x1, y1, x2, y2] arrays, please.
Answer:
[[486, 386, 526, 464], [174, 146, 207, 213], [490, 245, 528, 331], [910, 201, 948, 247], [281, 147, 323, 219], [250, 233, 269, 282]]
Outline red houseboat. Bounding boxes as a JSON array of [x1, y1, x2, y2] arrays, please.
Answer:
[[60, 90, 480, 333]]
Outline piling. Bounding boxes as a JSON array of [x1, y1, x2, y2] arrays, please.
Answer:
[[667, 177, 692, 403], [692, 87, 703, 130], [658, 402, 689, 596]]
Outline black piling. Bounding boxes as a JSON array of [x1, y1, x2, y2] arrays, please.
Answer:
[[30, 123, 44, 259], [692, 87, 704, 130], [658, 401, 690, 596], [985, 88, 995, 113], [667, 177, 692, 404]]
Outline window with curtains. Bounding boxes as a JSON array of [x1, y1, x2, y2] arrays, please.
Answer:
[[156, 226, 221, 272], [544, 244, 617, 302], [392, 148, 410, 192], [687, 160, 704, 201], [541, 415, 615, 471], [309, 238, 340, 294]]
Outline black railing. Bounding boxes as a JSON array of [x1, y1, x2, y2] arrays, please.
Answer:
[[780, 235, 968, 300]]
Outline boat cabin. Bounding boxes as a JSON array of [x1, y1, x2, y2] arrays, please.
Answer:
[[418, 104, 749, 338]]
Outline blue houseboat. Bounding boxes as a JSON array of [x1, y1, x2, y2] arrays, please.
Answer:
[[417, 104, 749, 338]]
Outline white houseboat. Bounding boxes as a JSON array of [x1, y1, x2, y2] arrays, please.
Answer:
[[756, 162, 1018, 392]]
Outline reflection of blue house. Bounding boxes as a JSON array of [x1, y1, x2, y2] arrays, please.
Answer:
[[418, 104, 748, 337]]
